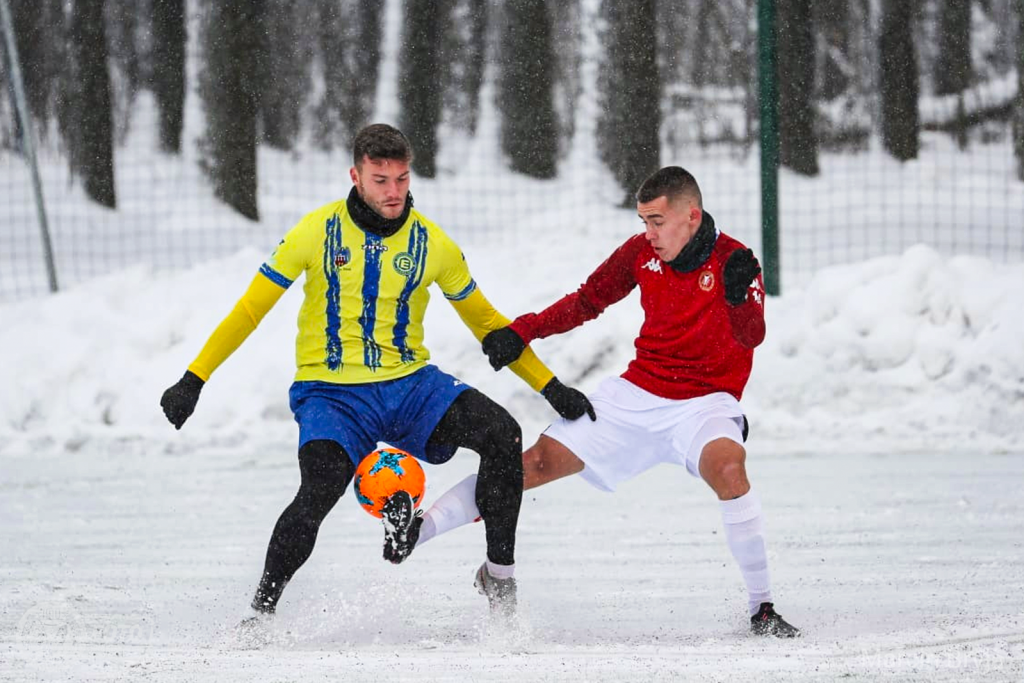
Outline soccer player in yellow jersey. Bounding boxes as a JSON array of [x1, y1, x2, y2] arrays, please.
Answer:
[[160, 124, 594, 621]]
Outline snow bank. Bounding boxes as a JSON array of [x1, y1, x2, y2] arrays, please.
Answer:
[[1, 241, 1021, 458]]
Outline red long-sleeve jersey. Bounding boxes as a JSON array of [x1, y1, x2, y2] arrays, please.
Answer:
[[510, 231, 765, 401]]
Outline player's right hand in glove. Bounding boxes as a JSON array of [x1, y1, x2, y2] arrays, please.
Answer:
[[723, 248, 762, 306], [160, 370, 205, 429], [482, 326, 527, 371], [541, 378, 596, 421]]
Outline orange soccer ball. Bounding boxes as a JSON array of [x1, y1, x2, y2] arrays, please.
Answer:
[[353, 446, 426, 518]]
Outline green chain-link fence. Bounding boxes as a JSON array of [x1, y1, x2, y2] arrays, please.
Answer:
[[2, 0, 1021, 302]]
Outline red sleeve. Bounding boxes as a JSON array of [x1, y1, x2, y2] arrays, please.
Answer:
[[510, 236, 643, 343], [727, 270, 766, 349]]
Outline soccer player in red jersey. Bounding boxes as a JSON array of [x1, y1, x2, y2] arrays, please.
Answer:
[[407, 166, 799, 637]]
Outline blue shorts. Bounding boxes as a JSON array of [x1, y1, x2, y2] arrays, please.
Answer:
[[288, 365, 472, 466]]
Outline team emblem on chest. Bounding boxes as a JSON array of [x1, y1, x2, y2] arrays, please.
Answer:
[[393, 252, 415, 276], [699, 270, 715, 291], [334, 247, 351, 267]]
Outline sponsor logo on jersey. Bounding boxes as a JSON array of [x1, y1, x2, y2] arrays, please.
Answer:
[[363, 242, 389, 254], [334, 247, 351, 267], [393, 252, 415, 275], [699, 270, 715, 291], [642, 257, 663, 273]]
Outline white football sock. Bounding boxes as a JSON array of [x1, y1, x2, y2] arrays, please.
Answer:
[[485, 560, 515, 579], [415, 473, 481, 547], [719, 490, 773, 615]]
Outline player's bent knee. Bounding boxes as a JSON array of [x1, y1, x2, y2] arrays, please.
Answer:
[[699, 438, 748, 492], [298, 439, 355, 498], [522, 436, 584, 489], [522, 446, 545, 481], [491, 407, 522, 449]]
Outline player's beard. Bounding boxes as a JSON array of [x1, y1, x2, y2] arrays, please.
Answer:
[[357, 182, 405, 220]]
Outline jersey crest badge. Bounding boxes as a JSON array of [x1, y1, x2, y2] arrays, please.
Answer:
[[393, 252, 415, 276], [642, 257, 663, 273], [334, 247, 351, 267], [699, 270, 715, 291]]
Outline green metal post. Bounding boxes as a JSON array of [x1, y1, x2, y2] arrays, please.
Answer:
[[0, 0, 58, 293], [758, 0, 780, 295]]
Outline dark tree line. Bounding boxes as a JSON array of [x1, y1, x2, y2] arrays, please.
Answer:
[[1, 0, 1021, 216]]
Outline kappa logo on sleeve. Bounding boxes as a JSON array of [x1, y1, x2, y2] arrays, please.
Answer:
[[642, 258, 663, 274]]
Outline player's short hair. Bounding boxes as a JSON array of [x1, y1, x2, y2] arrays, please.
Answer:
[[352, 124, 414, 167], [635, 166, 703, 208]]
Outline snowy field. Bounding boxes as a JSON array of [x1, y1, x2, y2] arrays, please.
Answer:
[[3, 0, 1024, 679], [2, 444, 1023, 682]]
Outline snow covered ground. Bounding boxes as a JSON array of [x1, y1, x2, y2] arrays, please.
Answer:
[[3, 0, 1023, 678], [2, 444, 1023, 682]]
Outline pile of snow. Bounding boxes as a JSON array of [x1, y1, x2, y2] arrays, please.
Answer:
[[1, 238, 1021, 458]]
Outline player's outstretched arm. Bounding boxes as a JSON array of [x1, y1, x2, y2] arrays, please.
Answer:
[[160, 272, 286, 429]]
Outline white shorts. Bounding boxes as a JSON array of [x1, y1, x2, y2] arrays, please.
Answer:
[[544, 377, 746, 492]]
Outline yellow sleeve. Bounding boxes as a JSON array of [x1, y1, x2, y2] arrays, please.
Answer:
[[187, 272, 287, 381], [448, 287, 555, 393]]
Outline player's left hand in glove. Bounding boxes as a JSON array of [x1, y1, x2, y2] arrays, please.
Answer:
[[541, 378, 596, 421], [723, 248, 762, 305], [161, 370, 205, 429], [482, 326, 527, 371]]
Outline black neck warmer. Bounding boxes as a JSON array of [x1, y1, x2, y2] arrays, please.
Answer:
[[346, 186, 414, 238], [667, 211, 718, 273]]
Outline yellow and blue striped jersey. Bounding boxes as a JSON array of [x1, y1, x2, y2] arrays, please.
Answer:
[[188, 198, 554, 392]]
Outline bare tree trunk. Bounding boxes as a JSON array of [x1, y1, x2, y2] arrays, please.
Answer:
[[398, 0, 443, 177], [198, 0, 264, 221], [500, 0, 559, 178], [879, 0, 920, 161], [151, 0, 185, 153], [934, 0, 972, 95], [597, 0, 660, 201], [69, 0, 116, 207], [777, 0, 820, 175], [260, 0, 313, 151], [1013, 0, 1024, 180]]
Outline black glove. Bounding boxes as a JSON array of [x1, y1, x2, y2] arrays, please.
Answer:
[[541, 378, 596, 421], [160, 370, 205, 430], [482, 327, 527, 371], [723, 248, 761, 305]]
